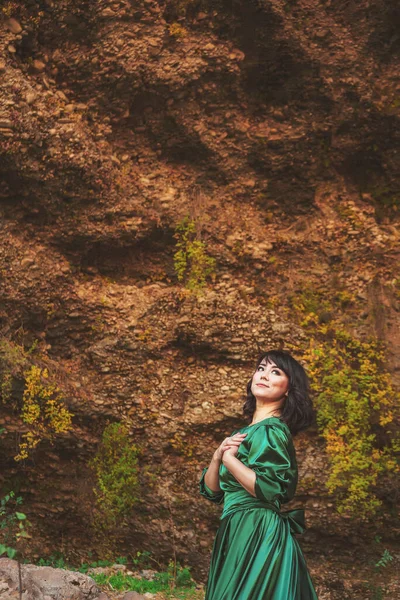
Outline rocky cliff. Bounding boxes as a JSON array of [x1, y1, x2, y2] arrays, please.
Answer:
[[0, 1, 399, 598]]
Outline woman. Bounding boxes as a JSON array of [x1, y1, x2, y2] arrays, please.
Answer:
[[199, 350, 319, 600]]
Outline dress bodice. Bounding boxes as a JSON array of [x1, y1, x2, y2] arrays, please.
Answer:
[[200, 417, 305, 534]]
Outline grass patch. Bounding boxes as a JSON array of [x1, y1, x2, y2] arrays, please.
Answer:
[[32, 554, 199, 597]]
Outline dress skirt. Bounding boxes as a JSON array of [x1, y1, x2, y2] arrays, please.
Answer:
[[205, 507, 318, 600]]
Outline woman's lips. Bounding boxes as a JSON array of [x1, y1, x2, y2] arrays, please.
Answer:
[[257, 384, 269, 387]]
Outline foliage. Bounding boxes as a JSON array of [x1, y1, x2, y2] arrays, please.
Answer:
[[164, 0, 199, 19], [0, 338, 73, 461], [361, 536, 395, 600], [90, 422, 141, 529], [0, 337, 35, 403], [0, 491, 30, 559], [132, 549, 156, 569], [170, 433, 196, 459], [169, 23, 188, 39], [290, 289, 400, 517], [374, 548, 394, 569], [173, 216, 216, 293], [31, 553, 196, 596], [15, 365, 73, 461], [35, 554, 128, 573], [92, 561, 195, 593], [36, 554, 69, 569], [1, 2, 18, 18]]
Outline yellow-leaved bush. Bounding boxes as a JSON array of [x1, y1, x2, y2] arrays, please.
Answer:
[[298, 312, 399, 517], [15, 365, 73, 461]]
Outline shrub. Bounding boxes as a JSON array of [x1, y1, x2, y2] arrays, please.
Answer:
[[289, 289, 399, 517], [90, 422, 141, 529], [15, 365, 73, 461], [0, 338, 73, 461], [173, 216, 216, 292], [169, 23, 188, 39]]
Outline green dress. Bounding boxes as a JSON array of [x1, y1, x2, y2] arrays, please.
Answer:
[[199, 416, 318, 600]]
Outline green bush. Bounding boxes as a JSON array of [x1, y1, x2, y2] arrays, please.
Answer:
[[173, 216, 216, 292], [90, 422, 141, 528]]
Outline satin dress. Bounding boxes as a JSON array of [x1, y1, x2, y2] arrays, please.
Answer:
[[199, 416, 318, 600]]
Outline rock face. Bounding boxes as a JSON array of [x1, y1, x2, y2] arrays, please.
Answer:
[[0, 2, 399, 599], [0, 559, 99, 600]]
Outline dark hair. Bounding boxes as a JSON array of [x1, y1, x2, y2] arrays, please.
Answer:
[[242, 350, 315, 436]]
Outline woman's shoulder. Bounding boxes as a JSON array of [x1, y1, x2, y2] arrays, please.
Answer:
[[232, 416, 291, 437]]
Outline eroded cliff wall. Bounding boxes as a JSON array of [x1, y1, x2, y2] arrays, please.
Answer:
[[0, 1, 399, 598]]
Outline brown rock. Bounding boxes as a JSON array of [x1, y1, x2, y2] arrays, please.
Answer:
[[101, 8, 115, 17], [121, 593, 146, 600], [6, 18, 23, 34], [26, 91, 37, 104], [21, 257, 35, 268], [0, 59, 6, 72], [56, 90, 68, 101], [32, 60, 46, 73]]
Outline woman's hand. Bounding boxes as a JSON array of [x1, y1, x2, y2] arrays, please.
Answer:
[[222, 446, 239, 464], [213, 433, 247, 462]]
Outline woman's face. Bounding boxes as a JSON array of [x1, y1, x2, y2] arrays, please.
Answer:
[[251, 358, 289, 402]]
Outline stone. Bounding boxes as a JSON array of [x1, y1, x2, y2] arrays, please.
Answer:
[[271, 322, 291, 334], [111, 564, 126, 572], [139, 569, 157, 580], [6, 18, 22, 34], [86, 567, 111, 576], [0, 559, 100, 600], [0, 60, 5, 72], [101, 8, 115, 17], [94, 594, 110, 600], [26, 91, 37, 104], [7, 45, 16, 54], [21, 257, 35, 268], [56, 90, 68, 101], [32, 60, 46, 73], [121, 593, 146, 600]]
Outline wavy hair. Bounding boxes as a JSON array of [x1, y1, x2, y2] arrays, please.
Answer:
[[242, 350, 315, 436]]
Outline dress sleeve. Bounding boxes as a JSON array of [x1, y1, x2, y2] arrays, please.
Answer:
[[247, 424, 292, 504], [199, 467, 225, 505]]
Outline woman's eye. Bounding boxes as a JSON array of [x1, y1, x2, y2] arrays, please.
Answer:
[[272, 369, 281, 375]]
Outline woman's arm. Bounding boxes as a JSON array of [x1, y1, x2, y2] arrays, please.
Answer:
[[205, 432, 248, 492], [204, 455, 223, 492], [222, 452, 256, 496], [223, 425, 293, 503]]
